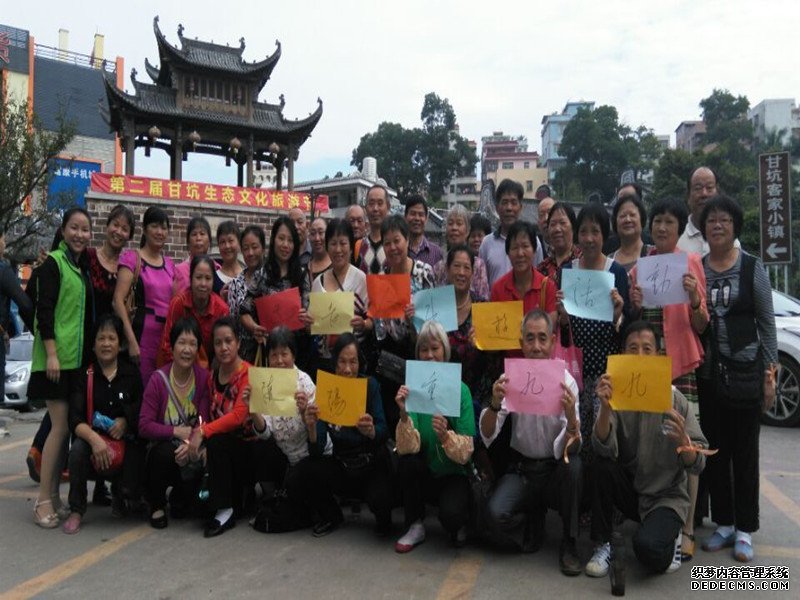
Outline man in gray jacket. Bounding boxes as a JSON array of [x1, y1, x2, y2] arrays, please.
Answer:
[[585, 320, 709, 577]]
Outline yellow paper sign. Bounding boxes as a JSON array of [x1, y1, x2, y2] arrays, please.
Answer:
[[248, 367, 297, 417], [308, 291, 355, 335], [315, 370, 367, 427], [472, 301, 524, 351], [607, 354, 672, 413]]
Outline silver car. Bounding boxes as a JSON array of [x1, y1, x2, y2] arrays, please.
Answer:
[[765, 290, 800, 427], [3, 332, 33, 411]]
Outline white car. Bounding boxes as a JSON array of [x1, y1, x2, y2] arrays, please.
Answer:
[[3, 332, 33, 411], [766, 290, 800, 427]]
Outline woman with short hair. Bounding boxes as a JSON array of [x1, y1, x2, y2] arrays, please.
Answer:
[[393, 321, 475, 552]]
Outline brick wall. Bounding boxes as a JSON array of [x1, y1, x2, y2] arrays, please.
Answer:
[[86, 193, 285, 261]]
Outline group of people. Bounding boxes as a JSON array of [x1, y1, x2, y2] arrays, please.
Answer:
[[21, 166, 776, 584]]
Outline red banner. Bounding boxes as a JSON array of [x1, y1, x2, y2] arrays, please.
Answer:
[[90, 173, 328, 213]]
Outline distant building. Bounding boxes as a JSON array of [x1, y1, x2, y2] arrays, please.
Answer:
[[293, 157, 398, 216], [656, 135, 671, 150], [675, 120, 706, 153], [443, 139, 479, 210], [748, 99, 800, 148], [1, 22, 124, 204], [481, 132, 547, 201], [540, 101, 595, 180]]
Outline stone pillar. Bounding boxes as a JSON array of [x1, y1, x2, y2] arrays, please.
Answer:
[[288, 157, 295, 191], [246, 135, 254, 188], [171, 125, 183, 181]]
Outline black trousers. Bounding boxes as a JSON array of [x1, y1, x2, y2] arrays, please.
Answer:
[[145, 440, 201, 512], [398, 454, 471, 535], [590, 457, 682, 573], [67, 437, 146, 515], [206, 434, 287, 511], [486, 456, 582, 549], [286, 455, 393, 524], [698, 382, 761, 533]]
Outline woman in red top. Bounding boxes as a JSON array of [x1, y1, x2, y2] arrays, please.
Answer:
[[188, 316, 272, 538], [159, 256, 228, 368], [491, 221, 557, 322]]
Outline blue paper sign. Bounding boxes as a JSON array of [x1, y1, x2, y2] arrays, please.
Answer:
[[405, 360, 462, 417], [561, 268, 615, 322], [412, 285, 458, 333]]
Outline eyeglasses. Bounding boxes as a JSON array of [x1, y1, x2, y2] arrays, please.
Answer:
[[707, 217, 733, 227]]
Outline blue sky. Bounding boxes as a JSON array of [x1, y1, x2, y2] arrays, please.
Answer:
[[7, 0, 799, 186]]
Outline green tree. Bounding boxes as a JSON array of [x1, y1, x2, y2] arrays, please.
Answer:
[[352, 93, 477, 202], [0, 99, 76, 258], [653, 148, 696, 201], [554, 105, 661, 203], [700, 89, 752, 147], [351, 122, 426, 198]]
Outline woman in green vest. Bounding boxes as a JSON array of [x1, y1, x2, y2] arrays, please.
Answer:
[[31, 208, 94, 528]]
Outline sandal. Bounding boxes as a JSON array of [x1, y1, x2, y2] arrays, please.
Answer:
[[51, 495, 71, 520], [681, 532, 695, 561], [33, 499, 60, 529]]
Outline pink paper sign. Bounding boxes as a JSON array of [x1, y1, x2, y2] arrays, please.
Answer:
[[504, 358, 566, 416]]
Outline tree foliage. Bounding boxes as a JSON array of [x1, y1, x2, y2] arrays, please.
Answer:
[[0, 99, 76, 259], [352, 93, 478, 202], [554, 105, 663, 203]]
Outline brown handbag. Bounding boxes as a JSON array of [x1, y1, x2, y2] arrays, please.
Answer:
[[123, 250, 143, 321]]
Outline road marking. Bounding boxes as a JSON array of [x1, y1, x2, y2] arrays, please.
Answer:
[[435, 554, 482, 600], [0, 489, 35, 499], [759, 545, 800, 559], [0, 473, 27, 484], [0, 438, 33, 452], [0, 524, 152, 600], [761, 474, 800, 530]]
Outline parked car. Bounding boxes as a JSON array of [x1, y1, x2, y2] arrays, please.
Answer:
[[3, 332, 32, 411], [764, 290, 800, 427]]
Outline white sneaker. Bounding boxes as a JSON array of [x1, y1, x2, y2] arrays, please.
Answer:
[[585, 542, 612, 577], [395, 522, 426, 553], [666, 534, 682, 573]]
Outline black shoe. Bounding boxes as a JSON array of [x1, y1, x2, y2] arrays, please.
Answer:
[[559, 539, 582, 576], [111, 496, 127, 519], [92, 483, 112, 506], [204, 516, 236, 538], [149, 510, 168, 529], [312, 519, 341, 538]]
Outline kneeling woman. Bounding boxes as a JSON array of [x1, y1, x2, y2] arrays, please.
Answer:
[[63, 314, 144, 534], [188, 317, 285, 538], [139, 318, 210, 529], [293, 334, 392, 537], [250, 326, 331, 533], [394, 321, 475, 552]]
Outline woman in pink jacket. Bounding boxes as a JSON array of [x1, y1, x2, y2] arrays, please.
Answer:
[[629, 197, 709, 561]]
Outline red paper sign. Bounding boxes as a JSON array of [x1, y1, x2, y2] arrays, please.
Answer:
[[91, 172, 329, 213], [255, 287, 303, 332], [366, 274, 411, 319]]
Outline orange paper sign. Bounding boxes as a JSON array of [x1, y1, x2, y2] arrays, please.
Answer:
[[366, 274, 411, 319], [255, 287, 303, 332]]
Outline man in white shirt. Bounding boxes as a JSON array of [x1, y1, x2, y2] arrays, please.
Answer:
[[480, 179, 525, 287], [677, 166, 738, 255], [481, 308, 582, 575]]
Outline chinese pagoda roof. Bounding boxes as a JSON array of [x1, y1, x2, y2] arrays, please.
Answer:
[[101, 70, 323, 144], [151, 16, 281, 92]]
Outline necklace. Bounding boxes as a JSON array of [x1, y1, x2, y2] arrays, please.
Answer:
[[171, 367, 193, 388], [456, 295, 471, 310]]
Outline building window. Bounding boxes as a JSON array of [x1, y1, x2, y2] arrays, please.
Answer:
[[502, 161, 514, 169], [524, 161, 530, 169], [450, 185, 455, 193], [526, 181, 533, 192]]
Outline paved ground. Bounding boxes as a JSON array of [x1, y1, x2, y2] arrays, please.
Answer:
[[0, 408, 797, 599]]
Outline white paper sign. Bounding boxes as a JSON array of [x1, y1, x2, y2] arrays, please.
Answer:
[[637, 253, 689, 308]]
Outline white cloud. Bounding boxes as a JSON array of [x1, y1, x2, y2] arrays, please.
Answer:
[[6, 0, 799, 181]]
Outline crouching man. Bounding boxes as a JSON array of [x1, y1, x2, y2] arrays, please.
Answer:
[[586, 320, 709, 577], [481, 308, 583, 576]]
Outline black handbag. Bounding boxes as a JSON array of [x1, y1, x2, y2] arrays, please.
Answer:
[[375, 350, 406, 384], [716, 351, 764, 408]]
